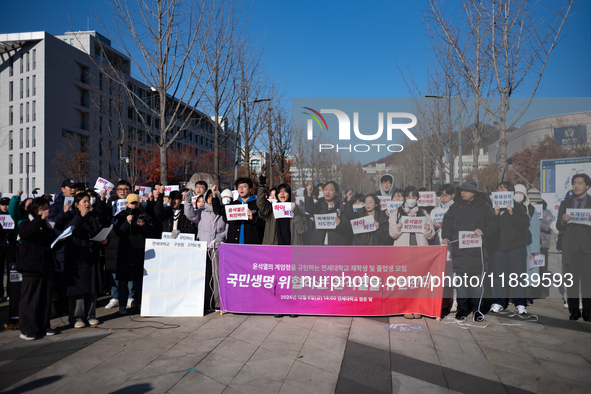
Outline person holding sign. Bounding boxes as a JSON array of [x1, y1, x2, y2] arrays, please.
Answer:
[[376, 174, 396, 199], [389, 186, 435, 247], [305, 181, 352, 245], [344, 194, 390, 245], [154, 187, 196, 237], [16, 197, 56, 340], [442, 180, 498, 321], [557, 173, 591, 321], [515, 185, 541, 304], [212, 178, 265, 244], [257, 175, 307, 246]]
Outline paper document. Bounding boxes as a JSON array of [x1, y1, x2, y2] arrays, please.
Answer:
[[51, 226, 74, 249], [90, 225, 113, 242]]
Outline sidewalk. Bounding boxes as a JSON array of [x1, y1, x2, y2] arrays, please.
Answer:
[[1, 250, 590, 394]]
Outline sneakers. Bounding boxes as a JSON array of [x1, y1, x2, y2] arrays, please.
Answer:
[[20, 334, 35, 341], [450, 300, 458, 313], [516, 305, 527, 315], [46, 328, 56, 336], [473, 311, 485, 322], [455, 309, 469, 320], [119, 307, 128, 315], [88, 318, 99, 327], [105, 299, 119, 309], [490, 303, 503, 313], [127, 299, 134, 309], [563, 301, 569, 309], [74, 320, 86, 329]]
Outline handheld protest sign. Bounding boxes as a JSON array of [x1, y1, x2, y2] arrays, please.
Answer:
[[314, 213, 337, 229], [352, 204, 365, 213], [94, 177, 114, 192], [114, 199, 127, 215], [232, 190, 239, 201], [566, 208, 591, 226], [164, 185, 180, 196], [225, 205, 248, 221], [272, 202, 294, 219], [137, 186, 151, 199], [386, 201, 403, 215], [418, 192, 436, 207], [401, 217, 425, 233], [528, 253, 545, 269], [191, 195, 198, 208], [458, 231, 482, 249], [430, 207, 446, 223], [378, 195, 390, 211], [491, 192, 514, 208], [351, 215, 376, 234], [0, 214, 15, 230], [268, 198, 278, 204]]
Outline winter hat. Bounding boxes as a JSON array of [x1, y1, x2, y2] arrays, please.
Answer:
[[527, 187, 542, 203], [126, 194, 140, 203], [221, 189, 233, 199], [514, 184, 530, 205], [458, 179, 479, 192]]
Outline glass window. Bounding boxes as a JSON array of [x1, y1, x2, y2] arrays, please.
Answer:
[[32, 177, 36, 189], [19, 179, 23, 191], [9, 179, 13, 193], [20, 79, 23, 99], [19, 153, 23, 173], [20, 57, 23, 73], [9, 131, 13, 150], [26, 102, 29, 122], [32, 49, 36, 70], [20, 129, 23, 148], [32, 75, 36, 96], [26, 127, 29, 148], [9, 155, 13, 175], [20, 104, 23, 123], [9, 81, 13, 101], [32, 101, 36, 121], [9, 57, 13, 77], [26, 52, 30, 72], [32, 126, 36, 147], [32, 152, 36, 172], [9, 106, 13, 126], [26, 77, 29, 97]]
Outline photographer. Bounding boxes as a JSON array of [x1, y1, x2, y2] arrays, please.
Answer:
[[113, 194, 156, 314]]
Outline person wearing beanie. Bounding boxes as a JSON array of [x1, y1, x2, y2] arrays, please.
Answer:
[[221, 189, 233, 205], [153, 186, 196, 236]]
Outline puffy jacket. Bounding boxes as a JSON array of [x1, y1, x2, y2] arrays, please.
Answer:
[[154, 194, 196, 235], [184, 204, 227, 244], [257, 185, 307, 245], [494, 203, 530, 252], [343, 200, 391, 245], [389, 205, 436, 246], [305, 195, 352, 245], [212, 194, 265, 244], [113, 209, 157, 281], [16, 215, 56, 276]]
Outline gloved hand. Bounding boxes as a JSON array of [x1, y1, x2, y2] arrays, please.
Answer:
[[171, 229, 180, 239], [214, 233, 226, 246], [185, 190, 194, 204], [259, 174, 267, 187], [207, 240, 216, 250]]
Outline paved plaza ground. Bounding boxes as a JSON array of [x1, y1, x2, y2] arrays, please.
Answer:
[[1, 250, 590, 394]]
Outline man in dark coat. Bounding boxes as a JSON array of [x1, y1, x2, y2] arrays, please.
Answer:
[[557, 173, 591, 321], [442, 180, 498, 321], [305, 181, 352, 245], [211, 178, 265, 244], [153, 188, 196, 236]]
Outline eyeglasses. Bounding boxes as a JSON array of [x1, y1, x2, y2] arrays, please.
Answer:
[[117, 188, 130, 192], [237, 185, 249, 190]]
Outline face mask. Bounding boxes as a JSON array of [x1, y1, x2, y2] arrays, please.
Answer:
[[222, 198, 232, 205], [406, 199, 417, 208], [514, 194, 525, 203], [90, 197, 96, 206]]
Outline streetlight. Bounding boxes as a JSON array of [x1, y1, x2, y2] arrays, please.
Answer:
[[234, 98, 270, 184], [425, 95, 462, 183]]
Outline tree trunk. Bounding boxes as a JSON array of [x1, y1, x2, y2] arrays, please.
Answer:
[[160, 145, 168, 185], [267, 106, 273, 188]]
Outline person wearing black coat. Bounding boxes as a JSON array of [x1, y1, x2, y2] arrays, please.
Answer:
[[154, 188, 196, 236], [113, 194, 157, 313], [442, 180, 497, 321], [211, 178, 265, 244], [60, 192, 104, 328], [343, 194, 391, 245], [305, 181, 352, 245], [16, 197, 56, 340]]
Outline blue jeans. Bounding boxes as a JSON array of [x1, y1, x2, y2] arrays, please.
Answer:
[[492, 247, 527, 308], [111, 272, 134, 300]]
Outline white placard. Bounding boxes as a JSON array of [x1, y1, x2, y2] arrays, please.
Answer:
[[418, 192, 436, 207], [90, 225, 113, 242], [0, 214, 15, 230], [164, 185, 180, 196], [533, 204, 543, 220], [318, 191, 324, 198], [141, 239, 207, 317], [378, 195, 390, 211], [566, 208, 591, 226], [114, 199, 127, 215], [191, 195, 198, 208], [267, 199, 278, 204], [64, 197, 74, 207], [458, 231, 482, 249], [295, 188, 305, 198], [295, 196, 305, 209], [93, 177, 114, 192], [386, 201, 403, 215], [352, 204, 365, 213], [430, 207, 447, 223], [314, 213, 337, 229], [225, 204, 248, 221], [401, 216, 425, 233], [136, 186, 151, 199], [351, 215, 376, 234], [51, 226, 74, 249], [161, 232, 196, 241], [232, 190, 239, 201], [491, 192, 514, 208], [528, 253, 546, 269], [272, 202, 294, 219]]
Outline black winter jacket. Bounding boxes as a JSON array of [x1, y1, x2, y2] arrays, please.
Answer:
[[305, 195, 352, 245], [494, 203, 530, 252], [113, 209, 157, 281], [343, 200, 391, 245], [17, 216, 56, 276], [154, 194, 196, 235], [212, 195, 265, 244]]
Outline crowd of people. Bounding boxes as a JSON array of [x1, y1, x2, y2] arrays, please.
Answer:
[[1, 171, 590, 341]]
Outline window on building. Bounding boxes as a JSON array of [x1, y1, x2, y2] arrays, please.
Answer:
[[9, 155, 13, 175], [26, 77, 29, 97], [32, 49, 36, 70], [20, 104, 23, 123], [20, 57, 23, 73], [32, 177, 36, 189], [9, 131, 13, 150], [26, 102, 29, 122], [19, 154, 23, 173], [26, 127, 29, 148], [128, 108, 134, 120], [19, 179, 23, 191], [9, 179, 13, 193], [99, 117, 103, 133], [26, 153, 29, 174], [70, 38, 74, 45], [32, 152, 36, 172], [9, 57, 13, 76], [20, 79, 23, 99], [19, 129, 23, 149], [32, 101, 36, 121], [32, 126, 36, 147], [80, 113, 87, 130], [26, 52, 30, 72], [99, 73, 103, 90], [32, 75, 36, 96], [9, 106, 13, 126], [9, 81, 13, 101]]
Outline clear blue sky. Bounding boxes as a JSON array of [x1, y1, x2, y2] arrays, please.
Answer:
[[2, 0, 590, 99]]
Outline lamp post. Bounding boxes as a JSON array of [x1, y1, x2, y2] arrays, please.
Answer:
[[425, 95, 462, 183], [234, 98, 270, 185]]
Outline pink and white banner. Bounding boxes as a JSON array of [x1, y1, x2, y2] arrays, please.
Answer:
[[219, 244, 447, 317]]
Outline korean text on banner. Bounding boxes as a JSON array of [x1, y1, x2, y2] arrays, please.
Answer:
[[430, 207, 446, 223], [64, 197, 74, 207], [528, 253, 546, 269], [218, 244, 447, 317], [386, 201, 403, 215], [351, 215, 376, 234], [491, 192, 514, 208], [94, 177, 115, 191], [0, 214, 15, 230], [401, 217, 425, 233], [459, 231, 482, 249], [164, 185, 180, 196], [136, 186, 151, 199], [141, 239, 207, 317], [113, 199, 127, 215], [314, 213, 337, 229], [378, 196, 390, 210], [418, 192, 436, 207], [566, 208, 591, 226], [225, 205, 248, 221], [273, 202, 294, 219], [161, 232, 196, 241], [533, 204, 543, 220]]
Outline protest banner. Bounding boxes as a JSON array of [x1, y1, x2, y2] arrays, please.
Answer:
[[351, 215, 376, 234], [314, 213, 337, 229], [164, 185, 180, 196], [418, 192, 436, 207], [94, 177, 114, 192], [0, 214, 15, 230], [459, 231, 482, 249], [136, 186, 151, 199], [378, 195, 390, 210], [401, 217, 425, 233], [566, 208, 591, 226], [161, 232, 196, 241], [225, 205, 248, 221], [112, 199, 127, 215], [141, 239, 207, 317], [273, 202, 294, 219], [491, 192, 514, 208], [219, 244, 447, 317], [528, 253, 546, 269], [430, 207, 446, 223]]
